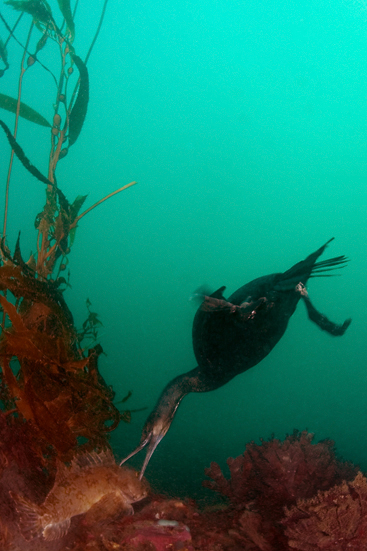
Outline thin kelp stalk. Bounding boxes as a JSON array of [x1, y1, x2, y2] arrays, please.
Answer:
[[73, 181, 138, 225], [0, 10, 57, 84], [0, 10, 22, 51], [2, 20, 33, 239], [72, 0, 79, 22], [48, 42, 67, 181], [0, 10, 23, 54], [84, 0, 109, 65]]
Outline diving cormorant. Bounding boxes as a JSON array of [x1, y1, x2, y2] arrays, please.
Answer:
[[120, 238, 351, 478]]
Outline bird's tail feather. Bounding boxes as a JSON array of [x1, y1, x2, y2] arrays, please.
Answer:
[[275, 239, 348, 290], [310, 255, 349, 277]]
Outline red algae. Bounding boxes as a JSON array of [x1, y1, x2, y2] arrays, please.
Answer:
[[283, 471, 367, 550], [200, 431, 359, 551], [203, 430, 357, 515], [1, 429, 366, 551]]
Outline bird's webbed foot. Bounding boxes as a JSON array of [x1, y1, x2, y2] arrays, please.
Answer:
[[298, 284, 352, 336]]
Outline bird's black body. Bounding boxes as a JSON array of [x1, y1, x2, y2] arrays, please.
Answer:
[[192, 279, 290, 387], [120, 239, 351, 477]]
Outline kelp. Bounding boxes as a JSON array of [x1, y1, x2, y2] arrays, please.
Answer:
[[56, 0, 75, 42], [77, 298, 103, 347], [0, 119, 54, 186], [68, 54, 89, 147], [0, 92, 51, 126], [0, 36, 9, 77], [0, 0, 138, 475], [0, 253, 122, 462], [5, 0, 54, 26], [5, 0, 66, 44]]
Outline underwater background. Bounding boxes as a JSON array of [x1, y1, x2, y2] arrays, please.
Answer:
[[0, 0, 366, 504]]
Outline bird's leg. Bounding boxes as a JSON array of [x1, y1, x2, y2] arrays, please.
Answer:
[[297, 282, 352, 336]]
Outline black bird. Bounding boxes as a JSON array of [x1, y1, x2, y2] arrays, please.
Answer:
[[120, 238, 351, 478]]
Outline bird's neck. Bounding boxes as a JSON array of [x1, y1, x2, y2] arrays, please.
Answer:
[[147, 366, 209, 427]]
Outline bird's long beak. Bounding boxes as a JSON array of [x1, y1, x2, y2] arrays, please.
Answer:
[[138, 431, 165, 479], [119, 425, 166, 479]]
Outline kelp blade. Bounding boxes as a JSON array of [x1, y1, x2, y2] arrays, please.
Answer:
[[0, 93, 51, 127], [0, 120, 53, 186], [0, 37, 8, 66], [5, 0, 54, 26], [57, 0, 75, 41], [68, 55, 89, 146], [70, 194, 87, 221]]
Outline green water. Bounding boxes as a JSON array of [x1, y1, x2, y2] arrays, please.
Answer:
[[1, 0, 366, 502]]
